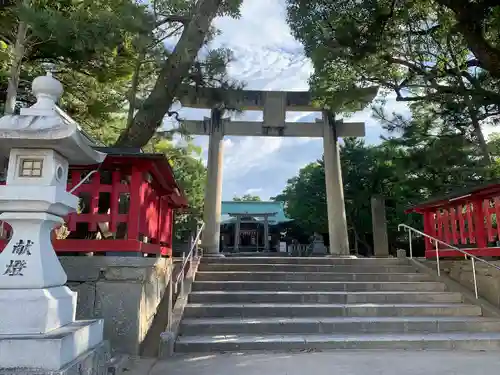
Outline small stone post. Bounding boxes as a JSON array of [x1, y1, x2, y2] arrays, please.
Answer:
[[371, 195, 390, 257]]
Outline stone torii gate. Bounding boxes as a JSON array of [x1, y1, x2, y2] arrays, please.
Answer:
[[175, 85, 377, 256]]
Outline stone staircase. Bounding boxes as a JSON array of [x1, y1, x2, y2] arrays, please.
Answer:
[[175, 257, 500, 352]]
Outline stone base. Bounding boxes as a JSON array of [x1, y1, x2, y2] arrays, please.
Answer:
[[0, 320, 104, 370], [159, 331, 176, 358], [0, 340, 109, 375], [311, 243, 326, 255], [203, 252, 225, 258], [0, 286, 76, 335], [397, 249, 407, 258]]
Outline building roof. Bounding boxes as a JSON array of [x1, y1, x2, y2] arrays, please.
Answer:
[[221, 201, 292, 225], [73, 146, 188, 208], [405, 181, 500, 213]]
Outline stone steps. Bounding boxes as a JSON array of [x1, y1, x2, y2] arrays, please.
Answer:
[[175, 332, 500, 352], [196, 271, 431, 282], [188, 291, 464, 304], [200, 263, 417, 273], [192, 281, 447, 292], [174, 256, 500, 353], [183, 303, 482, 318], [200, 257, 407, 265], [180, 316, 500, 335]]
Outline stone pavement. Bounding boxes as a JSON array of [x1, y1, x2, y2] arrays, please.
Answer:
[[127, 351, 500, 375]]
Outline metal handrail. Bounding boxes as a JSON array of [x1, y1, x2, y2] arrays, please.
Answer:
[[174, 222, 205, 293], [398, 223, 500, 299], [166, 222, 205, 333]]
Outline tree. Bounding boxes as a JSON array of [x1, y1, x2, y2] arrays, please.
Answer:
[[285, 0, 500, 162], [233, 194, 262, 202], [273, 162, 327, 236], [0, 0, 149, 116], [274, 111, 495, 255], [1, 0, 244, 149], [114, 0, 244, 147]]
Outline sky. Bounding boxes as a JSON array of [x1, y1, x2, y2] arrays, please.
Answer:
[[168, 0, 412, 201]]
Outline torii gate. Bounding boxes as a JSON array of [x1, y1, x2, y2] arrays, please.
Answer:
[[174, 85, 377, 256]]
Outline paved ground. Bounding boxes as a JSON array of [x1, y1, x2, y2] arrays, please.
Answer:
[[129, 351, 500, 375]]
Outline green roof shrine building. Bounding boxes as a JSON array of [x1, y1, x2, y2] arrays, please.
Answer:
[[219, 201, 292, 252]]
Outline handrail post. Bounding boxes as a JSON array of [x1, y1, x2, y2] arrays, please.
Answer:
[[166, 263, 173, 332], [180, 252, 185, 296], [472, 257, 478, 299], [409, 230, 413, 259], [435, 240, 441, 276], [173, 222, 204, 298]]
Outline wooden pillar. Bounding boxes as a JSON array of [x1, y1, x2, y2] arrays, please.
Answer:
[[109, 170, 121, 233], [473, 200, 487, 249], [88, 171, 101, 232], [112, 166, 143, 257], [127, 167, 142, 241], [371, 195, 389, 257]]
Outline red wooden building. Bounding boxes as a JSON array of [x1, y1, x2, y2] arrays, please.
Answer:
[[0, 148, 188, 257], [406, 183, 500, 258]]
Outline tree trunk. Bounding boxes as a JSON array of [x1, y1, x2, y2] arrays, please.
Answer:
[[5, 21, 28, 115], [470, 109, 491, 166], [115, 0, 223, 148]]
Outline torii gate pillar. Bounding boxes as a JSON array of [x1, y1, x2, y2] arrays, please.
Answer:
[[201, 108, 225, 256], [322, 112, 350, 256]]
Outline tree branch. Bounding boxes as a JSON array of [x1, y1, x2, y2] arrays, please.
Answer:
[[155, 15, 191, 28], [435, 0, 500, 77], [115, 0, 224, 148]]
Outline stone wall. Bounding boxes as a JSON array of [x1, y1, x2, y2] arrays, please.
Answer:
[[430, 259, 500, 307], [59, 256, 173, 355]]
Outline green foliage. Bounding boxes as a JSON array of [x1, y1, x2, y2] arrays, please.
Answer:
[[273, 162, 327, 234], [1, 0, 244, 145], [233, 194, 262, 202], [275, 107, 498, 254], [286, 0, 500, 160], [0, 0, 147, 118]]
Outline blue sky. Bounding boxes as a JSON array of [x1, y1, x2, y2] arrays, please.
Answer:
[[169, 0, 413, 200]]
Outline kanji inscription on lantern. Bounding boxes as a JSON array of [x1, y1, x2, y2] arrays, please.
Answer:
[[11, 239, 33, 256], [3, 259, 27, 276], [1, 239, 33, 276]]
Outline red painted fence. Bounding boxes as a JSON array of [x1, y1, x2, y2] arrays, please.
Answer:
[[407, 183, 500, 258]]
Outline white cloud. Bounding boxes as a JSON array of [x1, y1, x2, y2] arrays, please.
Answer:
[[244, 188, 263, 195]]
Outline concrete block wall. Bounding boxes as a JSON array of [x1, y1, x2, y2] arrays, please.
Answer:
[[431, 259, 500, 307], [59, 256, 173, 355]]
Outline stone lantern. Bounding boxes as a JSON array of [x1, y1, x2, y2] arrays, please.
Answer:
[[0, 72, 108, 373]]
